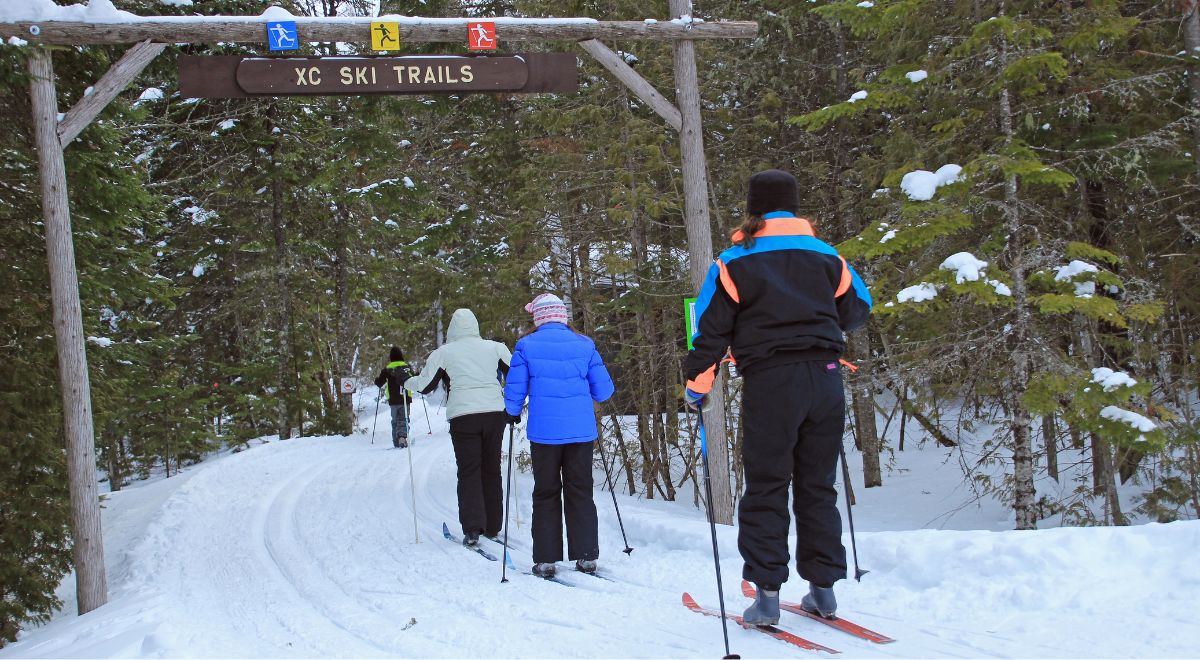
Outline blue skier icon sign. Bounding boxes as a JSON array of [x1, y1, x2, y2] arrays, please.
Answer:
[[266, 21, 298, 51]]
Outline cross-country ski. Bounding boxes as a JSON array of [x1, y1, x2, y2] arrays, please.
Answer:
[[682, 592, 840, 654], [442, 522, 500, 562], [741, 580, 896, 644]]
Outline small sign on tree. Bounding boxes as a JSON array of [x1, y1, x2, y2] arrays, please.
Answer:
[[340, 378, 356, 395]]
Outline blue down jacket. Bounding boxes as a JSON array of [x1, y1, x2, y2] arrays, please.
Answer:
[[503, 323, 615, 444]]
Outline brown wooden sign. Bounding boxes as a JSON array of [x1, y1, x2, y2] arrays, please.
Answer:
[[180, 53, 576, 98]]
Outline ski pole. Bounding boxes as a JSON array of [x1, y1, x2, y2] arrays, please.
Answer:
[[595, 436, 633, 554], [421, 397, 432, 435], [695, 408, 737, 660], [404, 390, 419, 544], [838, 442, 868, 581], [370, 390, 381, 445], [500, 421, 515, 583]]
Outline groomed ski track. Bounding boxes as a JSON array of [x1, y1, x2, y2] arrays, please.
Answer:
[[4, 399, 1199, 658]]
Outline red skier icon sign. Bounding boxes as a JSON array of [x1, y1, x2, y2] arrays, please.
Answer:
[[467, 22, 497, 51]]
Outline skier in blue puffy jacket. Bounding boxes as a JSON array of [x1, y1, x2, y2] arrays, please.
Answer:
[[503, 293, 615, 579]]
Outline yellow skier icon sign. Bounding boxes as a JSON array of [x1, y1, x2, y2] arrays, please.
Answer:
[[371, 21, 400, 51]]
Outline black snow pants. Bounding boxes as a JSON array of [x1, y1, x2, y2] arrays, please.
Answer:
[[739, 360, 847, 590], [448, 411, 506, 538], [530, 440, 599, 564]]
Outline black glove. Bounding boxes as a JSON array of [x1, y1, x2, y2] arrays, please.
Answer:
[[507, 412, 522, 425]]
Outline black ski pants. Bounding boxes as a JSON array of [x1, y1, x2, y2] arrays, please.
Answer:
[[448, 411, 506, 538], [530, 440, 599, 564], [739, 360, 847, 590]]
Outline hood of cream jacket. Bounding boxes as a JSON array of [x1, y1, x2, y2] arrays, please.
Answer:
[[404, 309, 512, 420]]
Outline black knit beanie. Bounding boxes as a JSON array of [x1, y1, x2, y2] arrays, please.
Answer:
[[389, 346, 404, 362], [746, 169, 800, 216]]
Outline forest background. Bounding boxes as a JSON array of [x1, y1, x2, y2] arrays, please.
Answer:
[[2, 0, 1198, 644]]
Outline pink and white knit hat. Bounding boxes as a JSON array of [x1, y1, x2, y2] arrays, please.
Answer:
[[525, 293, 569, 327]]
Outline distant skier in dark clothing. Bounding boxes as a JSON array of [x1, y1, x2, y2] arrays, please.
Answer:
[[503, 293, 615, 579], [684, 169, 872, 623], [374, 346, 413, 449]]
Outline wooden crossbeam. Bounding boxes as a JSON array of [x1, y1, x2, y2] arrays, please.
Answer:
[[579, 39, 681, 132], [0, 18, 758, 46], [58, 40, 167, 147]]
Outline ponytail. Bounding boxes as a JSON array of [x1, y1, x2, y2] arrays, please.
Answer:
[[734, 213, 766, 248]]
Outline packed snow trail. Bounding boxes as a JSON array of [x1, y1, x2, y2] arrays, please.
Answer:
[[4, 398, 1199, 658]]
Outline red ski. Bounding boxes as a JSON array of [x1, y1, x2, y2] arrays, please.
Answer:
[[682, 593, 839, 654], [741, 581, 896, 644]]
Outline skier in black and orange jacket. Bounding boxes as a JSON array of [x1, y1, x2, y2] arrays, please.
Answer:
[[684, 169, 872, 625]]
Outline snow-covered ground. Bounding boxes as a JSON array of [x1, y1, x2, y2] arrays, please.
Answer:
[[4, 396, 1198, 658]]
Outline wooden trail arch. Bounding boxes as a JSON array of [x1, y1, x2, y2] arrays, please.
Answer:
[[1, 3, 756, 616]]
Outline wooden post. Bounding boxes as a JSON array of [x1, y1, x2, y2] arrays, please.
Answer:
[[28, 47, 108, 615], [669, 0, 734, 525]]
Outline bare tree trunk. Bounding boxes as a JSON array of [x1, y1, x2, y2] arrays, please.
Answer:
[[267, 102, 293, 440], [28, 47, 108, 615], [106, 434, 123, 493], [847, 334, 881, 487], [1184, 1, 1200, 177], [1075, 313, 1127, 519], [999, 81, 1037, 530], [637, 410, 655, 499], [1042, 415, 1059, 483], [1189, 445, 1200, 520], [333, 204, 353, 435], [433, 295, 444, 347], [608, 413, 638, 495], [1091, 434, 1128, 525]]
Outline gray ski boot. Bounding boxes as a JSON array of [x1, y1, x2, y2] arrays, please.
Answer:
[[575, 559, 597, 574], [742, 584, 780, 626], [800, 584, 837, 619], [533, 562, 556, 578]]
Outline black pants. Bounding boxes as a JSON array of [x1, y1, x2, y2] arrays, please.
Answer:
[[448, 411, 505, 537], [531, 441, 599, 563], [739, 360, 847, 589]]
